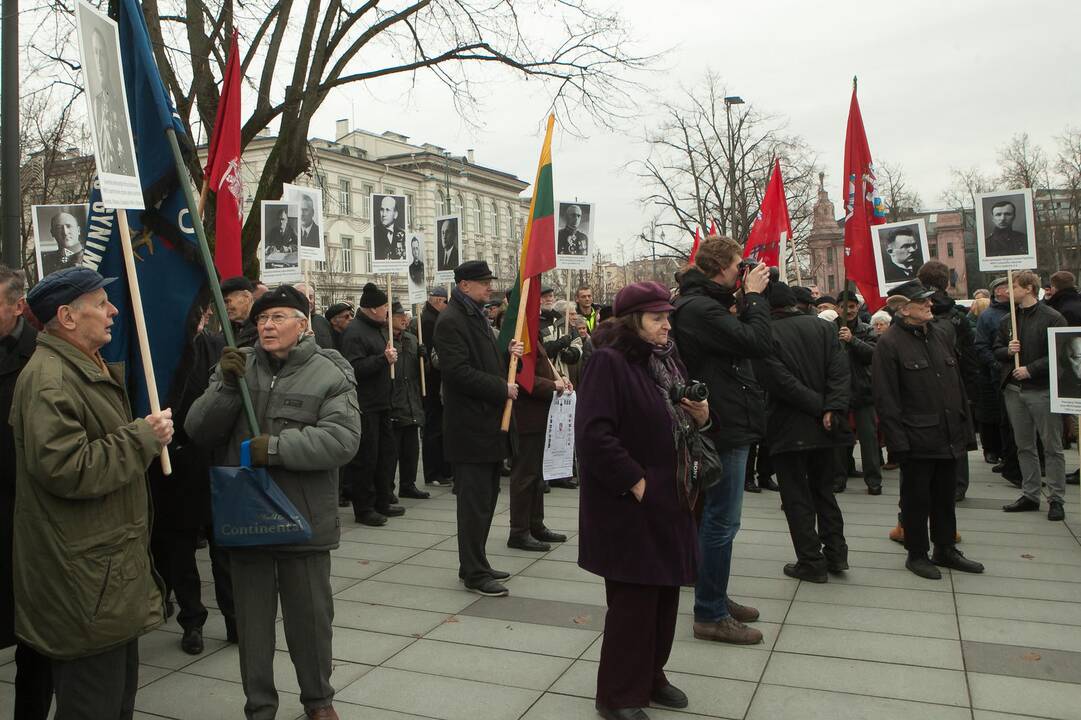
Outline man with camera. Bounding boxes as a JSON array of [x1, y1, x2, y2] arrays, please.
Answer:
[[834, 289, 881, 494], [672, 235, 772, 645], [755, 283, 852, 582]]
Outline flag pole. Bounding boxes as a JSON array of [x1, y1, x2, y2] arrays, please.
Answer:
[[501, 275, 530, 431], [565, 271, 571, 335], [387, 274, 395, 380], [197, 177, 210, 219], [1007, 269, 1020, 369], [414, 302, 426, 397], [165, 127, 260, 435], [116, 210, 172, 475]]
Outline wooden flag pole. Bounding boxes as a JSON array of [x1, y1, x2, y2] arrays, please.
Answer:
[[1007, 269, 1020, 369], [414, 302, 427, 397], [501, 275, 531, 431], [565, 271, 571, 335], [197, 176, 210, 219], [387, 274, 395, 380], [116, 211, 172, 476]]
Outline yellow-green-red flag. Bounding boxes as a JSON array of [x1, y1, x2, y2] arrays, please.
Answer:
[[499, 114, 556, 392]]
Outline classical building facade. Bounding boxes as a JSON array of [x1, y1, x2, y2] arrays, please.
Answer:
[[235, 122, 530, 310]]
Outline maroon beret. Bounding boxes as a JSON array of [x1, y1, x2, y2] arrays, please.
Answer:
[[613, 281, 675, 317]]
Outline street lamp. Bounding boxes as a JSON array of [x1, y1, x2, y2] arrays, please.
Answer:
[[724, 96, 745, 239]]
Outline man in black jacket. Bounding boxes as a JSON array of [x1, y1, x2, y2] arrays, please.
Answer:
[[671, 235, 772, 646], [1046, 271, 1081, 325], [324, 302, 354, 352], [0, 267, 52, 719], [418, 287, 452, 486], [434, 261, 523, 597], [873, 281, 984, 579], [341, 282, 406, 526], [994, 270, 1068, 521], [221, 275, 259, 347], [390, 302, 429, 500], [756, 283, 851, 583], [834, 289, 881, 494]]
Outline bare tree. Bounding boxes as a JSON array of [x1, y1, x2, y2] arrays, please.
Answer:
[[939, 165, 997, 210], [877, 160, 921, 221], [998, 133, 1050, 191], [632, 73, 820, 263], [28, 0, 653, 276]]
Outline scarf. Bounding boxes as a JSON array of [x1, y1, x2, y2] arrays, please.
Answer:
[[646, 340, 699, 509]]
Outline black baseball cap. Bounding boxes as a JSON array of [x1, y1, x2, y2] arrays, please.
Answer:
[[27, 267, 116, 323]]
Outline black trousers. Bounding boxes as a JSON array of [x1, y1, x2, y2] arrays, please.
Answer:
[[454, 462, 501, 585], [774, 448, 847, 571], [52, 639, 138, 720], [14, 642, 52, 720], [508, 432, 546, 539], [208, 533, 237, 637], [349, 410, 397, 516], [597, 580, 679, 710], [422, 398, 451, 484], [150, 526, 207, 632], [899, 457, 957, 557], [745, 444, 773, 483], [393, 423, 421, 492]]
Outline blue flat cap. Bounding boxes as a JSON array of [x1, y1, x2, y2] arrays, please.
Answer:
[[27, 266, 116, 323]]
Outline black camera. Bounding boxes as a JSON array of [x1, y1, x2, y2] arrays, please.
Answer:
[[739, 259, 780, 284], [669, 380, 709, 404]]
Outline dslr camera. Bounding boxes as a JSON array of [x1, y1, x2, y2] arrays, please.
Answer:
[[738, 259, 781, 284], [669, 380, 709, 404]]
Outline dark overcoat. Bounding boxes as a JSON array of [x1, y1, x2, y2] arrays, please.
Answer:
[[433, 290, 514, 463], [0, 320, 36, 647], [341, 313, 394, 412], [575, 323, 697, 587]]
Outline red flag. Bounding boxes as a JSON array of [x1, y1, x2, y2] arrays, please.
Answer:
[[689, 226, 701, 263], [708, 219, 717, 236], [205, 33, 243, 278], [743, 159, 791, 267], [842, 80, 887, 311]]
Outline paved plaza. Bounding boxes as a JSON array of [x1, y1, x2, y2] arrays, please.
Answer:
[[1, 452, 1079, 720]]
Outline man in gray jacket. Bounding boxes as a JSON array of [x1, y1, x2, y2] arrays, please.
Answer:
[[186, 285, 361, 720]]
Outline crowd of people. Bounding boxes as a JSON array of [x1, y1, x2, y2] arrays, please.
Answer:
[[0, 234, 1076, 719]]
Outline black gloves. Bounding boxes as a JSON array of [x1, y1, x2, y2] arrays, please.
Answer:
[[417, 343, 429, 360], [249, 434, 271, 466], [219, 346, 247, 387]]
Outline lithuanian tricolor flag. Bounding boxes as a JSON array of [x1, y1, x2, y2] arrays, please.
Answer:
[[499, 114, 556, 393]]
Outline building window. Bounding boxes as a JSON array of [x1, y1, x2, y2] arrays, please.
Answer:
[[341, 236, 353, 273], [475, 198, 484, 234], [405, 193, 415, 228], [488, 201, 497, 236], [339, 179, 352, 216], [317, 173, 329, 208], [456, 194, 465, 222], [827, 274, 835, 292], [317, 234, 329, 271], [930, 243, 938, 258], [947, 243, 954, 257], [384, 185, 396, 195], [437, 190, 446, 216], [361, 183, 374, 219]]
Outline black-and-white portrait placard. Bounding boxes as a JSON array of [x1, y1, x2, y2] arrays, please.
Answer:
[[556, 201, 593, 270], [433, 215, 461, 283], [75, 0, 142, 210], [371, 194, 409, 274], [282, 183, 324, 262], [260, 201, 301, 282], [32, 204, 89, 280], [976, 188, 1037, 272], [1049, 328, 1081, 414], [406, 232, 428, 305], [871, 218, 930, 295]]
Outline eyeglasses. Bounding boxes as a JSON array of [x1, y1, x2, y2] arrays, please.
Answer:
[[256, 313, 301, 326]]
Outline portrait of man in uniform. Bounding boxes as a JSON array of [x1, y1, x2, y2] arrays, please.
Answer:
[[80, 15, 135, 177], [373, 194, 407, 262], [33, 204, 89, 280], [408, 235, 425, 286], [983, 197, 1029, 257], [557, 203, 590, 256]]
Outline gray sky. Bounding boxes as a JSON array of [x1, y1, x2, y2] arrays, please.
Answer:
[[309, 0, 1081, 263]]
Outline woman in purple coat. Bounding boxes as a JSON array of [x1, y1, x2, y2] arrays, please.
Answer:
[[575, 281, 710, 720]]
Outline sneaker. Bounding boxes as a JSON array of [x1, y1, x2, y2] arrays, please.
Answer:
[[692, 616, 763, 645]]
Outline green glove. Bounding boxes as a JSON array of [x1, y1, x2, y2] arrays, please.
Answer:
[[219, 346, 247, 388], [249, 434, 271, 466]]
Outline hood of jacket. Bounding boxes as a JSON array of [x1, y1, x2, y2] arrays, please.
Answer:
[[677, 267, 736, 308]]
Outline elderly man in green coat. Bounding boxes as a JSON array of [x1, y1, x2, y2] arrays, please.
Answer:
[[9, 267, 173, 719]]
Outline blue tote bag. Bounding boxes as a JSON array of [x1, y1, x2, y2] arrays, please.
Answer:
[[210, 440, 313, 547]]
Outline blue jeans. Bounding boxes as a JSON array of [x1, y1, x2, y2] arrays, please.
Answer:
[[694, 445, 749, 622]]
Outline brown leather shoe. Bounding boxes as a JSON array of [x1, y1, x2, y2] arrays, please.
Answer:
[[726, 598, 760, 623], [693, 616, 763, 645], [888, 523, 904, 544], [307, 706, 339, 720]]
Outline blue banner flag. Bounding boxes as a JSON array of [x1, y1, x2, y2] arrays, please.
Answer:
[[83, 0, 206, 416]]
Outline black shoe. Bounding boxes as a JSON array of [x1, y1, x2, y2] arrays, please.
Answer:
[[378, 505, 406, 517], [867, 485, 882, 496], [507, 535, 551, 552], [399, 486, 431, 500], [596, 704, 649, 720], [954, 490, 966, 503], [932, 546, 984, 573], [827, 559, 849, 574], [466, 578, 509, 597], [356, 510, 388, 526], [984, 451, 1000, 464], [992, 462, 1006, 473], [542, 484, 551, 494], [388, 494, 399, 504], [905, 555, 942, 580], [225, 619, 238, 644], [833, 480, 846, 493], [195, 533, 208, 550], [1003, 496, 1040, 512], [533, 528, 567, 543], [650, 684, 688, 709], [783, 562, 827, 583], [744, 480, 761, 493], [758, 476, 780, 492], [181, 627, 204, 655], [549, 478, 579, 489], [338, 497, 350, 508], [1067, 470, 1080, 486], [488, 569, 511, 581], [1048, 501, 1065, 521]]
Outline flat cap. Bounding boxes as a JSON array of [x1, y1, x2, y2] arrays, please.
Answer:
[[27, 266, 116, 323], [990, 276, 1008, 290], [324, 302, 353, 322], [886, 280, 935, 311], [454, 260, 496, 283], [613, 281, 674, 317], [220, 275, 255, 296], [814, 295, 837, 307], [429, 286, 448, 299], [391, 301, 406, 315]]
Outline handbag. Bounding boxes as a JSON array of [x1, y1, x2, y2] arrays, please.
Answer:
[[210, 440, 313, 547]]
